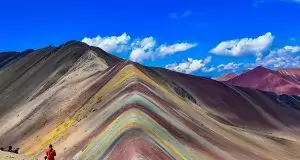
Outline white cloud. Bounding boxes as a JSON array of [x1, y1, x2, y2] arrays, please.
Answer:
[[129, 38, 197, 62], [276, 46, 300, 54], [157, 43, 197, 57], [217, 62, 243, 71], [210, 32, 274, 57], [255, 45, 300, 68], [165, 56, 212, 74], [217, 45, 300, 72], [129, 48, 150, 63], [129, 37, 156, 62], [82, 33, 130, 53], [170, 10, 192, 19], [83, 33, 197, 63], [202, 66, 216, 72], [131, 37, 156, 50]]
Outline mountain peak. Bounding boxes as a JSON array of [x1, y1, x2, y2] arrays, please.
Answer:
[[252, 65, 269, 71], [225, 65, 300, 95], [64, 40, 82, 45], [1, 40, 300, 159], [60, 40, 88, 48], [242, 65, 274, 75]]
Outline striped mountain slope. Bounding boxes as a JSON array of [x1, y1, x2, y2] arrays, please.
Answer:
[[1, 41, 300, 160]]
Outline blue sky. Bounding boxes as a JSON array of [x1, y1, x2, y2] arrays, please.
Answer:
[[1, 0, 300, 77]]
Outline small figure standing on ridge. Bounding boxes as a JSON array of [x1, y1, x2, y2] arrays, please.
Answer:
[[45, 144, 56, 160], [8, 146, 13, 152]]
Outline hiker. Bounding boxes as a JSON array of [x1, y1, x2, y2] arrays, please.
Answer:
[[8, 146, 13, 152], [45, 144, 56, 160]]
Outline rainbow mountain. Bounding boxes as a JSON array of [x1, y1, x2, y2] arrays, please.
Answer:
[[1, 41, 300, 160]]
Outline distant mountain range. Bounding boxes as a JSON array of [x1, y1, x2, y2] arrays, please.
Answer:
[[217, 66, 300, 95], [1, 41, 300, 160]]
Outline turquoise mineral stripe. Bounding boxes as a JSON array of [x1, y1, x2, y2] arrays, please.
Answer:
[[77, 109, 201, 160]]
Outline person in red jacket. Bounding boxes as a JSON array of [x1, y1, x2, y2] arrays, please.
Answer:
[[45, 144, 56, 160]]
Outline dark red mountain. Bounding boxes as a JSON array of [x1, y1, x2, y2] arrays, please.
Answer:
[[225, 66, 300, 95]]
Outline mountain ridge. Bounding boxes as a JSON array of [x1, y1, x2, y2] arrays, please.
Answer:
[[218, 66, 300, 95], [1, 41, 300, 160]]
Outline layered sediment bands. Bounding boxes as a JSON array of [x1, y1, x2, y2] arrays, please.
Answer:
[[1, 42, 300, 160], [77, 109, 199, 160], [105, 129, 173, 160]]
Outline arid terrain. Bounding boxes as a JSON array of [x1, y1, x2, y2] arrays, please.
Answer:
[[1, 41, 300, 160]]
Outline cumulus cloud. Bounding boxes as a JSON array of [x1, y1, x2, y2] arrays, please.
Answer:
[[157, 43, 197, 57], [210, 32, 274, 57], [276, 46, 300, 54], [83, 33, 196, 63], [217, 62, 243, 71], [255, 45, 300, 68], [129, 37, 156, 62], [131, 37, 156, 50], [129, 49, 150, 63], [129, 38, 197, 62], [82, 33, 130, 53], [165, 56, 212, 74], [215, 45, 300, 73]]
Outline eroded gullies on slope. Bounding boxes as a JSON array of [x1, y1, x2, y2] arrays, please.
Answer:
[[9, 64, 300, 159], [1, 43, 300, 159], [19, 64, 210, 159]]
